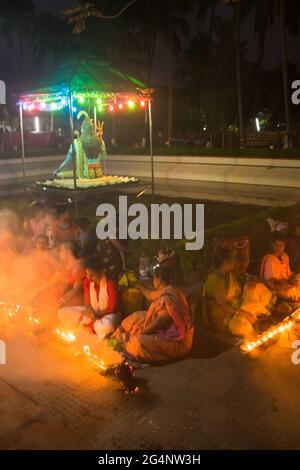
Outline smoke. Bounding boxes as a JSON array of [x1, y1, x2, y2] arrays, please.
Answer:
[[0, 209, 81, 328]]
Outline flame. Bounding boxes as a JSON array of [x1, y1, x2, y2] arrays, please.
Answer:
[[55, 328, 76, 343], [241, 319, 294, 353], [83, 344, 107, 370]]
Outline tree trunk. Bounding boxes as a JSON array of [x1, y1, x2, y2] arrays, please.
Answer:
[[279, 0, 291, 139], [18, 32, 24, 89], [167, 0, 174, 139], [234, 1, 245, 146], [252, 17, 268, 122], [208, 2, 216, 46], [147, 32, 157, 86]]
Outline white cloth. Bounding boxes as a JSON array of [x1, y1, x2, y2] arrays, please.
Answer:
[[58, 306, 117, 340], [94, 313, 117, 340], [89, 276, 109, 313]]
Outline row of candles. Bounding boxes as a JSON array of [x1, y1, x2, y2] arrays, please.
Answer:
[[240, 308, 300, 353], [0, 301, 107, 371], [0, 301, 40, 326], [55, 328, 108, 371]]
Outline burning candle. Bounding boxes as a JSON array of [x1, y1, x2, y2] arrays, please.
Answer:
[[55, 328, 76, 344]]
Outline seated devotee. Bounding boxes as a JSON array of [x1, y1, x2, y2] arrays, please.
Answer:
[[150, 246, 184, 286], [31, 241, 85, 320], [99, 237, 129, 280], [112, 263, 194, 363], [286, 220, 300, 272], [21, 202, 47, 240], [58, 256, 119, 340], [203, 248, 274, 338], [33, 234, 50, 253], [260, 233, 300, 301], [27, 202, 47, 238], [260, 233, 291, 283], [50, 205, 76, 245], [74, 217, 98, 258], [0, 209, 21, 301]]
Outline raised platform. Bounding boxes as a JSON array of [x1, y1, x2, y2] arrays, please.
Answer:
[[36, 175, 139, 190]]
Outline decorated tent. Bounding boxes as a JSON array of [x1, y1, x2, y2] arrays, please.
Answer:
[[18, 58, 154, 210]]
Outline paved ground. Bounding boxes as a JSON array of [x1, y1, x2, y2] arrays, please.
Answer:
[[1, 323, 300, 450]]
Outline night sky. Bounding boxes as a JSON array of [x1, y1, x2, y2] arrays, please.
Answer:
[[0, 0, 300, 93]]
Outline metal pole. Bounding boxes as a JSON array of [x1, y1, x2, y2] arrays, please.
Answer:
[[148, 100, 154, 199], [93, 106, 97, 131], [19, 103, 26, 191], [68, 89, 78, 217]]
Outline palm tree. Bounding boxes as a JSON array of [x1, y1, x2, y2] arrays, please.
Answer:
[[167, 0, 193, 138], [0, 0, 36, 87], [133, 0, 192, 137], [33, 12, 75, 67], [197, 0, 219, 48], [278, 0, 290, 139], [64, 1, 193, 138], [224, 0, 245, 145], [251, 0, 300, 142], [250, 1, 275, 120]]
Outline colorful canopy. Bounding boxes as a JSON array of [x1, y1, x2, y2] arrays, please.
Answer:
[[19, 58, 151, 104]]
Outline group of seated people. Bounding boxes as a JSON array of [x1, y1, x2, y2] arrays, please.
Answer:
[[0, 203, 194, 367], [203, 226, 300, 340], [2, 202, 300, 367]]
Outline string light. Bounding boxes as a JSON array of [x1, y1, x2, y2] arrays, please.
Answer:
[[21, 97, 148, 113]]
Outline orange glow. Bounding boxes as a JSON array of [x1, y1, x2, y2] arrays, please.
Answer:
[[241, 320, 293, 353], [55, 328, 76, 344]]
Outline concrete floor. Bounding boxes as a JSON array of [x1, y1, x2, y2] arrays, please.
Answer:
[[1, 324, 300, 450]]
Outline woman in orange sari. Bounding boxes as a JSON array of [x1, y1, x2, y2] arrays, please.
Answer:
[[114, 264, 194, 363]]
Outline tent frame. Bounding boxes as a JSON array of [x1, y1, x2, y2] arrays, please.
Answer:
[[18, 83, 154, 215]]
